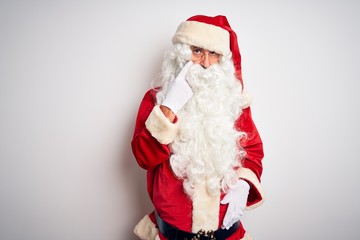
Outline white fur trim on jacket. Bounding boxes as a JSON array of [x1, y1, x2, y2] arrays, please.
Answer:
[[237, 167, 265, 210], [172, 21, 230, 55], [145, 105, 179, 145], [133, 215, 159, 240], [191, 181, 220, 232], [242, 232, 254, 240]]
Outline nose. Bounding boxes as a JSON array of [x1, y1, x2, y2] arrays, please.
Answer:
[[200, 54, 211, 68]]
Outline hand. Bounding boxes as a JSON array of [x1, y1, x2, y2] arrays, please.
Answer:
[[220, 179, 250, 229], [161, 61, 193, 114]]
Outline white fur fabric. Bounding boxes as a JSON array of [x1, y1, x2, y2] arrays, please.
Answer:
[[170, 62, 246, 230], [133, 215, 159, 240], [237, 167, 265, 209], [145, 105, 179, 144], [152, 43, 251, 233], [172, 21, 230, 55]]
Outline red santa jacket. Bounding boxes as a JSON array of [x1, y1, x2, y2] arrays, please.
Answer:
[[131, 89, 264, 240]]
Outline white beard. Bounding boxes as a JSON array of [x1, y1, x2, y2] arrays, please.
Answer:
[[169, 63, 246, 198]]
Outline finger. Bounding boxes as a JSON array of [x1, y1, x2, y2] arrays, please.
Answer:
[[169, 74, 175, 83], [220, 195, 230, 204], [222, 218, 231, 230], [222, 206, 235, 229], [183, 60, 193, 69], [177, 61, 193, 77]]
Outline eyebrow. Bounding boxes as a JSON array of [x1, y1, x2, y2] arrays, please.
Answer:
[[191, 46, 220, 55]]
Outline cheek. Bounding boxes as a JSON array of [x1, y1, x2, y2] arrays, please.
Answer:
[[211, 58, 220, 64], [191, 55, 200, 63]]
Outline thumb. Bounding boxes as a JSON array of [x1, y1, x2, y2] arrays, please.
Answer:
[[177, 61, 193, 78], [220, 192, 231, 204]]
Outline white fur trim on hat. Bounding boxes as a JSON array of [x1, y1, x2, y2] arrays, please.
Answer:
[[145, 105, 179, 144], [172, 21, 230, 55], [133, 215, 159, 240]]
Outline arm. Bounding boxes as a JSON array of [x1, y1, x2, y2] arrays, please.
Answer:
[[220, 106, 264, 229], [235, 106, 265, 209], [131, 90, 175, 170]]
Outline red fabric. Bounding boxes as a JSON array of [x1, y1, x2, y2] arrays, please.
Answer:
[[236, 107, 264, 206], [131, 90, 171, 170], [236, 107, 264, 181], [131, 89, 264, 239]]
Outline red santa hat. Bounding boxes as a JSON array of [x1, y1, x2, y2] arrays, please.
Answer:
[[172, 15, 243, 85]]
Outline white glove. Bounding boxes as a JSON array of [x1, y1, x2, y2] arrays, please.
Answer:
[[161, 61, 193, 114], [220, 179, 250, 229]]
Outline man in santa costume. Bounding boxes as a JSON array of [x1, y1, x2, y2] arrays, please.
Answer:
[[131, 15, 264, 240]]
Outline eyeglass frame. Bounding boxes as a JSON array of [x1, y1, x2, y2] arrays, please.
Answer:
[[190, 46, 222, 62]]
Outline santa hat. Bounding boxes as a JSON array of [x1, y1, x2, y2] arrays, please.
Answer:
[[172, 15, 243, 85]]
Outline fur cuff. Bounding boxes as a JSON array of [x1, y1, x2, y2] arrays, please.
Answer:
[[240, 91, 252, 109], [133, 215, 159, 240], [241, 232, 254, 240], [145, 105, 179, 144], [236, 167, 265, 209], [192, 181, 220, 232]]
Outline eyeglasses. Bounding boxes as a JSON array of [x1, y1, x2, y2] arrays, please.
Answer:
[[190, 46, 221, 62]]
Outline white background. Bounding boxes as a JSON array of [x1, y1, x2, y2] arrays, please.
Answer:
[[1, 0, 359, 239]]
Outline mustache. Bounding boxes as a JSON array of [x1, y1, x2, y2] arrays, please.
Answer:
[[189, 63, 223, 76], [186, 63, 225, 89]]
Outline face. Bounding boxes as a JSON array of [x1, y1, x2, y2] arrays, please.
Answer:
[[190, 46, 221, 68]]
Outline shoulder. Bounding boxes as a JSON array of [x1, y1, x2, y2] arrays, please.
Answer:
[[141, 88, 159, 104]]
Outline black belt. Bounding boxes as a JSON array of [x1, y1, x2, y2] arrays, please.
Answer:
[[155, 211, 240, 240]]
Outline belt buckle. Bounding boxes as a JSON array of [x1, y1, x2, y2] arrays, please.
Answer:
[[191, 229, 216, 240]]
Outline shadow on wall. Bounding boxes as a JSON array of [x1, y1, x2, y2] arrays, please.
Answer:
[[117, 106, 154, 240], [115, 51, 166, 240]]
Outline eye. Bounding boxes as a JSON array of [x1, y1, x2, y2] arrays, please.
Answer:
[[191, 47, 203, 55], [209, 51, 219, 56]]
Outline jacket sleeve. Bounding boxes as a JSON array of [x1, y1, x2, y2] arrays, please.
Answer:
[[235, 106, 265, 209], [131, 89, 178, 170]]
